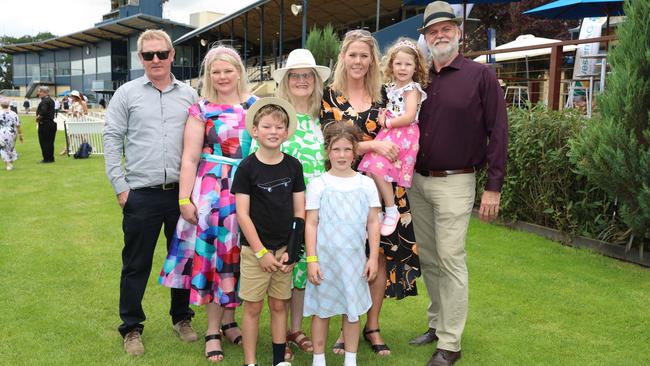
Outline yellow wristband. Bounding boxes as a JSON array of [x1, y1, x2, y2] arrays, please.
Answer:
[[306, 255, 318, 263], [178, 198, 191, 206], [255, 247, 269, 259]]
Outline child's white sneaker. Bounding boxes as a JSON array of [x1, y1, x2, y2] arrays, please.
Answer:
[[276, 362, 292, 366], [380, 210, 400, 236]]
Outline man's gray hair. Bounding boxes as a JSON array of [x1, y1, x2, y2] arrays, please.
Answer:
[[38, 86, 49, 94]]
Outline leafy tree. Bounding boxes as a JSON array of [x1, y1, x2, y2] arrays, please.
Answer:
[[0, 32, 57, 89], [466, 0, 579, 52], [305, 24, 340, 72], [569, 0, 650, 249]]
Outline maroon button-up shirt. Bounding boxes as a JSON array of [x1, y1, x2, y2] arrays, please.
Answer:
[[417, 54, 508, 192]]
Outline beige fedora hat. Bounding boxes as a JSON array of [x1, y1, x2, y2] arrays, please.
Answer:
[[418, 1, 463, 34], [272, 49, 331, 83], [245, 97, 298, 139]]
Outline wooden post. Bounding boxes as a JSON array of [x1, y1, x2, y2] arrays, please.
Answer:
[[548, 45, 562, 110]]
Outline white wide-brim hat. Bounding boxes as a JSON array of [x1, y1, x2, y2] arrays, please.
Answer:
[[272, 49, 331, 83], [70, 90, 81, 98], [245, 97, 298, 139]]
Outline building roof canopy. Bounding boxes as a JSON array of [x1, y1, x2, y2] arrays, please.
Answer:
[[0, 14, 194, 54], [174, 0, 402, 48]]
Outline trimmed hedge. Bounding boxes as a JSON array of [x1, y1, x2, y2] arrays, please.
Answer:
[[477, 103, 629, 244]]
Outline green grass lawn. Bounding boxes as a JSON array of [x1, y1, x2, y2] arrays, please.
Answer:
[[1, 117, 649, 366]]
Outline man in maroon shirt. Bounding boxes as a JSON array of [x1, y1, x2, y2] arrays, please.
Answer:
[[406, 2, 508, 366]]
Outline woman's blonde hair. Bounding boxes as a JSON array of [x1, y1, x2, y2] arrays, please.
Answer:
[[330, 30, 383, 104], [199, 45, 249, 101], [382, 37, 429, 88], [275, 69, 324, 119]]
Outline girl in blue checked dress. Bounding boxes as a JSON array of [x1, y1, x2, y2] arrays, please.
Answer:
[[303, 122, 381, 366]]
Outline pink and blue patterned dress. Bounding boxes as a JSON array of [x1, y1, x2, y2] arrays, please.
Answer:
[[159, 95, 258, 306], [358, 82, 426, 188]]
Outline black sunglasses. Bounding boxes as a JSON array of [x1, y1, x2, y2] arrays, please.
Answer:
[[140, 50, 171, 61]]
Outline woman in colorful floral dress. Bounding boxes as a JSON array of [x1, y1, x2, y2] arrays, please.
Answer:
[[159, 45, 256, 362], [321, 30, 421, 356], [0, 98, 23, 171]]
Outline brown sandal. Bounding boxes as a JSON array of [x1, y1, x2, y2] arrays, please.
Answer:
[[284, 342, 294, 361], [287, 330, 314, 353]]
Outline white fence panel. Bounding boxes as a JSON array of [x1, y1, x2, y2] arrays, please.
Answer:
[[64, 115, 105, 155]]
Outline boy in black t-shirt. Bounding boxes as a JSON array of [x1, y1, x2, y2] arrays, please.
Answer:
[[232, 97, 305, 366]]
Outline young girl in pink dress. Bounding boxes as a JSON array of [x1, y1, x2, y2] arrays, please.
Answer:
[[358, 38, 428, 236]]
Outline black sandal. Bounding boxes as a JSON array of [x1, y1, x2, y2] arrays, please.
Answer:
[[205, 334, 224, 361], [363, 328, 391, 356], [332, 328, 345, 355], [221, 322, 242, 345]]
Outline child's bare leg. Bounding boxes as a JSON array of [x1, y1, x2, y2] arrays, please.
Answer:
[[371, 173, 399, 236], [290, 289, 305, 333], [311, 316, 330, 366], [269, 296, 289, 365], [371, 173, 395, 207], [205, 303, 225, 362], [342, 315, 360, 366], [242, 300, 264, 365]]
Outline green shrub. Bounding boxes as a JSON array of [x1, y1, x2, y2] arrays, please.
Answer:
[[305, 24, 340, 71], [478, 103, 628, 242], [568, 0, 650, 246]]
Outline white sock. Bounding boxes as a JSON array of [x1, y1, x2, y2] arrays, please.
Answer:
[[312, 353, 326, 366], [385, 205, 399, 216], [344, 351, 357, 366]]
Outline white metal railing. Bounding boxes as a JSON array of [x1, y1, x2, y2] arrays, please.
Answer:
[[63, 115, 105, 155]]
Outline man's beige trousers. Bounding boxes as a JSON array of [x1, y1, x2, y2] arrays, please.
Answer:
[[408, 172, 476, 352]]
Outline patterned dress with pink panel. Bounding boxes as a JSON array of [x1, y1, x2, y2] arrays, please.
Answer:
[[159, 95, 258, 306], [358, 82, 426, 188]]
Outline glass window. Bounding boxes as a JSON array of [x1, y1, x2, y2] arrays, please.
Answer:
[[26, 64, 40, 78], [130, 51, 143, 70], [83, 56, 96, 75], [71, 59, 83, 76], [56, 61, 70, 76], [41, 62, 55, 82], [13, 55, 26, 77], [97, 55, 111, 74]]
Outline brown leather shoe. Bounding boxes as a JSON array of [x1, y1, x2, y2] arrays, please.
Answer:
[[427, 348, 461, 366], [123, 330, 145, 355], [173, 319, 199, 342], [409, 328, 438, 345]]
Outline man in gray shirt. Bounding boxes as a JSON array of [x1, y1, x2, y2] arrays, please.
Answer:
[[104, 29, 198, 356]]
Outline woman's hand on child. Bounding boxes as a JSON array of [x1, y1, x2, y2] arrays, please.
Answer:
[[307, 262, 323, 285], [259, 253, 282, 272], [363, 257, 378, 282], [373, 140, 400, 162], [180, 203, 198, 225]]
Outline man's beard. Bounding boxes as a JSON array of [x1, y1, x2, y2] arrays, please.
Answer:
[[428, 33, 460, 64]]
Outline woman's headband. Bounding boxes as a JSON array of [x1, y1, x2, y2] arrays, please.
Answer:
[[205, 46, 242, 63]]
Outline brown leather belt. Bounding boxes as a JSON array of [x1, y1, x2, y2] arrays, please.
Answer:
[[415, 168, 475, 177]]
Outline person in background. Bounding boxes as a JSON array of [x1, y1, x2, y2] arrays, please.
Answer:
[[0, 97, 23, 171], [103, 29, 199, 356], [35, 86, 56, 163]]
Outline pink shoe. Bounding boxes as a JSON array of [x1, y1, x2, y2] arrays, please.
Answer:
[[380, 211, 400, 236]]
